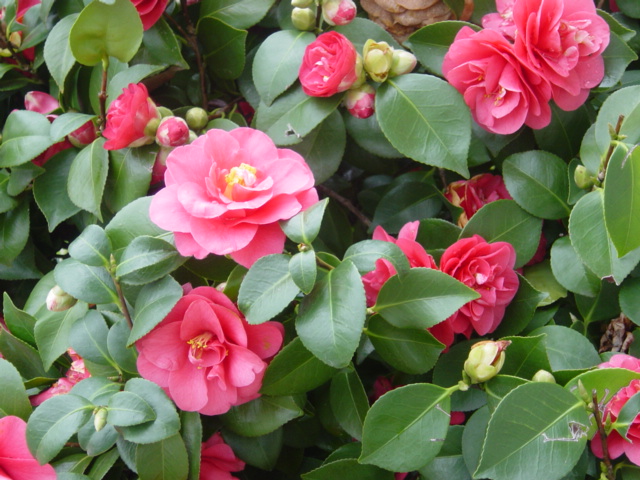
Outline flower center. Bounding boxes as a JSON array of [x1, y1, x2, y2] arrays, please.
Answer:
[[187, 332, 213, 360], [224, 163, 257, 199]]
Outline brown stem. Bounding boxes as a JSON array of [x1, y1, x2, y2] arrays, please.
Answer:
[[114, 278, 133, 329], [98, 60, 108, 132], [592, 390, 615, 480], [317, 184, 372, 229], [178, 0, 208, 110]]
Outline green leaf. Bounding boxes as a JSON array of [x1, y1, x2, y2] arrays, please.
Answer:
[[303, 459, 393, 480], [530, 325, 601, 372], [133, 18, 188, 69], [621, 277, 640, 326], [106, 64, 165, 109], [180, 411, 202, 480], [107, 391, 156, 426], [474, 383, 590, 480], [0, 327, 57, 381], [77, 422, 118, 459], [69, 0, 143, 65], [107, 318, 138, 374], [0, 171, 17, 214], [135, 434, 188, 480], [26, 394, 94, 464], [261, 337, 339, 396], [69, 225, 112, 267], [104, 147, 155, 213], [330, 369, 370, 440], [533, 103, 592, 160], [3, 291, 36, 345], [617, 0, 640, 18], [0, 110, 54, 167], [376, 74, 471, 177], [221, 395, 304, 437], [523, 260, 567, 306], [374, 268, 480, 329], [128, 275, 182, 346], [613, 391, 640, 439], [360, 383, 451, 471], [595, 85, 640, 154], [461, 200, 543, 268], [255, 85, 343, 146], [343, 109, 401, 158], [44, 14, 79, 90], [238, 254, 300, 325], [604, 145, 640, 256], [33, 150, 82, 231], [51, 113, 95, 142], [366, 315, 444, 374], [197, 17, 247, 80], [116, 236, 184, 285], [289, 250, 317, 294], [498, 335, 550, 380], [371, 181, 443, 233], [343, 240, 410, 276], [35, 302, 88, 370], [280, 198, 329, 245], [87, 447, 120, 479], [0, 358, 32, 420], [565, 368, 640, 407], [200, 0, 274, 28], [502, 151, 571, 219], [484, 375, 530, 413], [405, 21, 480, 76], [54, 258, 118, 305], [222, 429, 282, 471], [69, 310, 115, 367], [0, 200, 29, 265], [601, 32, 638, 89], [493, 274, 546, 337], [550, 236, 601, 297], [253, 30, 315, 105], [296, 260, 366, 368], [105, 196, 167, 253], [68, 138, 109, 220]]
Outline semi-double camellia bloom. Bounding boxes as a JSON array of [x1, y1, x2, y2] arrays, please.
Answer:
[[0, 416, 56, 479], [200, 432, 245, 479], [136, 286, 285, 415], [131, 0, 168, 30], [443, 26, 552, 134], [299, 31, 359, 97], [149, 127, 318, 267], [445, 174, 512, 227], [103, 83, 161, 151]]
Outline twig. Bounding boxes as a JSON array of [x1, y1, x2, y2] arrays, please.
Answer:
[[317, 184, 371, 228], [98, 57, 109, 131], [0, 25, 34, 75], [114, 279, 133, 329], [598, 114, 625, 183], [592, 390, 615, 480], [178, 0, 208, 110]]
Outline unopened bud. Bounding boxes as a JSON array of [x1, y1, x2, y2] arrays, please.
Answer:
[[8, 31, 22, 49], [389, 49, 417, 77], [291, 0, 313, 7], [291, 7, 316, 31], [344, 83, 375, 119], [322, 0, 357, 26], [156, 116, 190, 147], [185, 107, 208, 130], [157, 106, 173, 118], [46, 285, 77, 312], [363, 40, 394, 83], [68, 120, 98, 148], [143, 117, 161, 138], [577, 380, 591, 404], [532, 369, 556, 383], [463, 340, 511, 384], [188, 130, 198, 143], [93, 407, 108, 432], [574, 165, 595, 190]]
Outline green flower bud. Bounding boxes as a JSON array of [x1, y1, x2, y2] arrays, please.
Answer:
[[157, 106, 174, 118], [463, 340, 511, 384], [93, 407, 108, 432], [291, 0, 314, 7], [389, 49, 417, 77], [143, 117, 161, 138], [532, 369, 556, 383], [46, 285, 77, 312], [363, 39, 394, 83], [188, 130, 198, 143], [574, 165, 595, 189], [185, 107, 209, 131], [291, 7, 316, 31]]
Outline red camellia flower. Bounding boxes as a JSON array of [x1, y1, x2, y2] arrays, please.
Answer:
[[103, 83, 161, 151], [136, 286, 285, 415], [445, 174, 512, 227], [443, 26, 552, 134], [0, 416, 57, 479], [440, 234, 519, 338], [299, 31, 359, 97], [130, 0, 168, 30], [30, 349, 90, 406], [200, 432, 245, 480], [512, 0, 610, 111], [149, 127, 318, 267], [482, 0, 516, 41]]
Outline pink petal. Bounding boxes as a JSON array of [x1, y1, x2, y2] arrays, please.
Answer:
[[245, 321, 285, 359], [229, 223, 286, 268]]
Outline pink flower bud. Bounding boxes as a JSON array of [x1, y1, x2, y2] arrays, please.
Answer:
[[344, 84, 375, 119], [322, 0, 357, 26], [46, 285, 77, 312], [151, 147, 171, 185], [156, 116, 190, 147], [24, 91, 59, 115], [68, 120, 97, 148]]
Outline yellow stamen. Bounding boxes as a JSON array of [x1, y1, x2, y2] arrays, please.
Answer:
[[224, 163, 257, 199]]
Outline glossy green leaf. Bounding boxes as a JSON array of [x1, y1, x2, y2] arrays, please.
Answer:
[[261, 337, 340, 396], [376, 74, 471, 177], [493, 274, 546, 337], [35, 302, 88, 370], [550, 236, 601, 297], [280, 198, 329, 244], [533, 103, 592, 160], [304, 459, 393, 480], [374, 268, 479, 329], [106, 64, 165, 109], [0, 200, 29, 266], [530, 325, 600, 372], [0, 327, 57, 381], [104, 146, 155, 213], [0, 172, 17, 214], [565, 368, 640, 407], [43, 14, 78, 89], [180, 411, 202, 480], [238, 254, 300, 325], [617, 0, 640, 17], [289, 250, 317, 294], [3, 291, 36, 345], [502, 151, 571, 219], [600, 32, 638, 89], [107, 391, 156, 426], [475, 383, 589, 480], [197, 17, 247, 80], [461, 200, 543, 268], [135, 434, 188, 480], [253, 30, 315, 105], [0, 111, 54, 167], [68, 138, 109, 220], [330, 368, 370, 440], [26, 394, 94, 464], [105, 196, 167, 253], [54, 258, 118, 305], [621, 277, 640, 325], [200, 0, 274, 28], [595, 85, 640, 154], [223, 429, 282, 471], [0, 358, 32, 420], [343, 240, 410, 276], [221, 395, 303, 437], [344, 109, 401, 158], [133, 18, 188, 69], [69, 0, 143, 65], [366, 315, 444, 374], [333, 18, 402, 51], [498, 335, 550, 380], [575, 281, 620, 326], [360, 383, 451, 471], [613, 391, 640, 439], [106, 318, 138, 374], [50, 113, 95, 142], [461, 406, 490, 474], [69, 225, 112, 267], [372, 181, 443, 234], [484, 375, 529, 413], [116, 236, 184, 285], [523, 260, 567, 306], [69, 310, 115, 367]]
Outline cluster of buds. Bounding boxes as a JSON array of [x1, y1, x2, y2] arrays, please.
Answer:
[[291, 0, 357, 31]]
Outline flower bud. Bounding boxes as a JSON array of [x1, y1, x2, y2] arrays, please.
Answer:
[[390, 49, 417, 77], [93, 407, 108, 432], [344, 83, 375, 119], [463, 340, 511, 384], [322, 0, 357, 26], [188, 130, 198, 143], [157, 106, 173, 118], [532, 369, 556, 383], [143, 116, 161, 138], [291, 0, 313, 7], [351, 53, 366, 89], [185, 107, 209, 131], [46, 285, 77, 312], [24, 91, 59, 115], [291, 7, 316, 31], [68, 120, 98, 148], [151, 147, 172, 185], [363, 40, 394, 83], [574, 165, 595, 189], [156, 116, 190, 148]]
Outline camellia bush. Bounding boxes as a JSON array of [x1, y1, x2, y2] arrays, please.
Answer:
[[3, 0, 640, 478]]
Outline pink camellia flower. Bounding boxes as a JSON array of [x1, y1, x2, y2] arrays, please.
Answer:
[[23, 91, 73, 166], [599, 353, 640, 373], [16, 0, 39, 22], [156, 116, 190, 148], [30, 349, 90, 406], [443, 26, 552, 134], [512, 0, 610, 111], [482, 0, 516, 40], [130, 0, 168, 30], [103, 83, 161, 151], [0, 416, 57, 479], [445, 174, 512, 227], [149, 127, 318, 267], [68, 120, 97, 148], [200, 432, 245, 480], [299, 31, 359, 97], [440, 235, 519, 338], [136, 286, 285, 415], [322, 0, 357, 26], [344, 84, 376, 119]]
